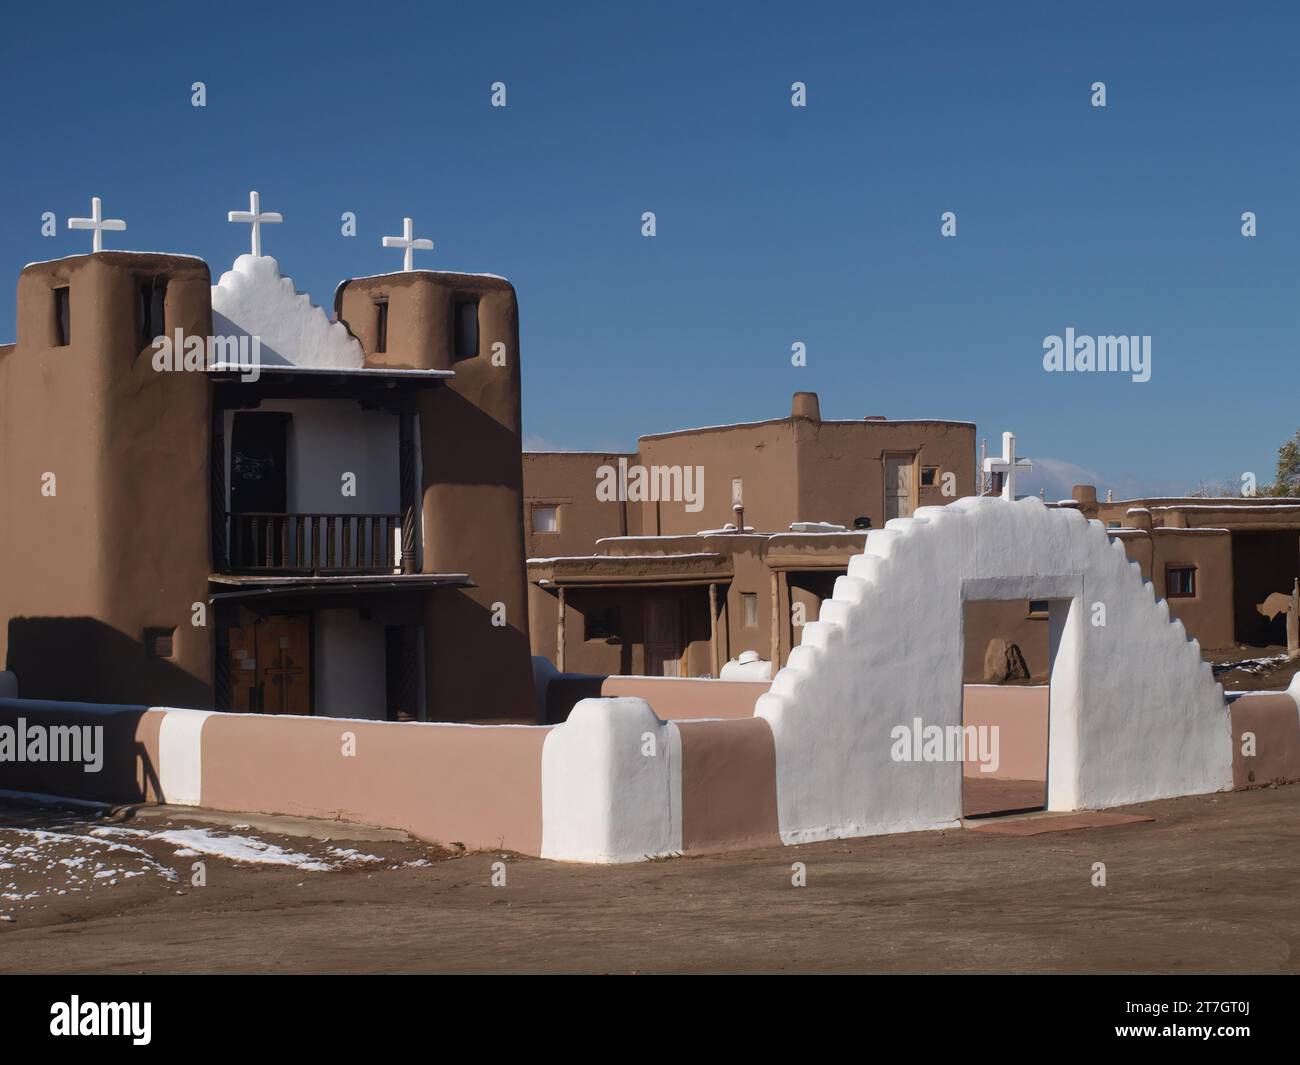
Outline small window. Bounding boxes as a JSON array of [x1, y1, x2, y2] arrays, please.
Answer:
[[138, 279, 166, 347], [585, 607, 619, 641], [1106, 520, 1122, 529], [532, 504, 558, 533], [453, 299, 479, 360], [1167, 565, 1196, 598], [144, 627, 175, 659], [742, 592, 758, 628], [732, 478, 744, 506], [920, 466, 938, 487], [374, 299, 389, 353], [853, 515, 871, 529], [1027, 599, 1050, 619], [53, 286, 70, 346]]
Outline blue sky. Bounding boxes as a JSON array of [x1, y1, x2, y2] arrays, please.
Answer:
[[1, 1, 1296, 498]]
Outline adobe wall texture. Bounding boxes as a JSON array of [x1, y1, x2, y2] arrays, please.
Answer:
[[0, 254, 214, 707], [337, 272, 535, 721]]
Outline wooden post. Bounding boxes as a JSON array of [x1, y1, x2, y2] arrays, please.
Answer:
[[1288, 578, 1299, 660], [556, 586, 567, 673], [769, 571, 780, 670], [210, 405, 226, 570], [398, 625, 420, 720], [399, 412, 417, 573], [708, 582, 719, 677]]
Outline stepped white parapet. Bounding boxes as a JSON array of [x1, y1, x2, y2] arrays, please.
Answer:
[[211, 255, 365, 369]]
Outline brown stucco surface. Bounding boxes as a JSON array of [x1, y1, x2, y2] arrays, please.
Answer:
[[677, 716, 781, 853], [0, 254, 214, 707]]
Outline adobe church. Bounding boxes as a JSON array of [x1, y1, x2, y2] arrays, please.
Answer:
[[0, 196, 535, 723]]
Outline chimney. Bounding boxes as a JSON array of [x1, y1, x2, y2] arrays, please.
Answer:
[[1071, 484, 1098, 505], [791, 392, 820, 422]]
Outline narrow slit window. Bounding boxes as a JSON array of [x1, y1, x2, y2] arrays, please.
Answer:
[[742, 592, 758, 628], [374, 299, 389, 353], [139, 279, 166, 347], [53, 286, 70, 346], [453, 299, 479, 360]]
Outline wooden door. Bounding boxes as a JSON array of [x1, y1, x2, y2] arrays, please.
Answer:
[[227, 615, 312, 714], [644, 597, 682, 677], [885, 454, 916, 520]]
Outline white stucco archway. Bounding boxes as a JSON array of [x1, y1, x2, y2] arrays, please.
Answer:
[[755, 496, 1234, 845]]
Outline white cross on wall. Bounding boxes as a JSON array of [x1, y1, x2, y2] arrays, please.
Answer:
[[67, 197, 126, 253], [983, 431, 1033, 501], [227, 190, 282, 257], [382, 217, 434, 271]]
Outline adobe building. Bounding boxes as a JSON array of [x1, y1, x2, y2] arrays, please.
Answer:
[[524, 394, 983, 680], [0, 243, 535, 722], [1058, 485, 1300, 650]]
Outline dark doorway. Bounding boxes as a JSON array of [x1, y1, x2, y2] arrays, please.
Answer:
[[230, 412, 290, 514], [644, 596, 683, 677], [1232, 531, 1300, 646]]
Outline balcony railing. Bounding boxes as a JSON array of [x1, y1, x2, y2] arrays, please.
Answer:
[[225, 512, 403, 575]]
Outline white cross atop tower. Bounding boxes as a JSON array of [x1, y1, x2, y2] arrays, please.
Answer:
[[382, 217, 434, 272], [227, 190, 282, 257], [67, 196, 126, 253], [983, 431, 1033, 501]]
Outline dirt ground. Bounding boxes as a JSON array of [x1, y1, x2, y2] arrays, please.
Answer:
[[2, 784, 1297, 975], [1202, 645, 1300, 691]]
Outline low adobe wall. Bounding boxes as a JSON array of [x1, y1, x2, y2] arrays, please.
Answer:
[[0, 701, 548, 855], [1228, 691, 1300, 788], [3, 665, 1297, 864], [198, 715, 550, 853], [961, 685, 1049, 781], [0, 699, 166, 804], [543, 673, 769, 723]]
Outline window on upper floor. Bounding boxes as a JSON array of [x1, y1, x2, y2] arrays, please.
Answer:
[[742, 592, 758, 627], [920, 466, 939, 487], [532, 504, 558, 533], [1166, 565, 1196, 598], [454, 299, 479, 360], [585, 607, 620, 641], [53, 286, 70, 346]]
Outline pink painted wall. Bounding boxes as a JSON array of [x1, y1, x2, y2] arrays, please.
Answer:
[[960, 685, 1049, 782], [1229, 693, 1300, 788], [199, 715, 550, 854]]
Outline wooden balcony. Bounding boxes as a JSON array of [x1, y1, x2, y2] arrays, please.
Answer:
[[224, 512, 403, 575]]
